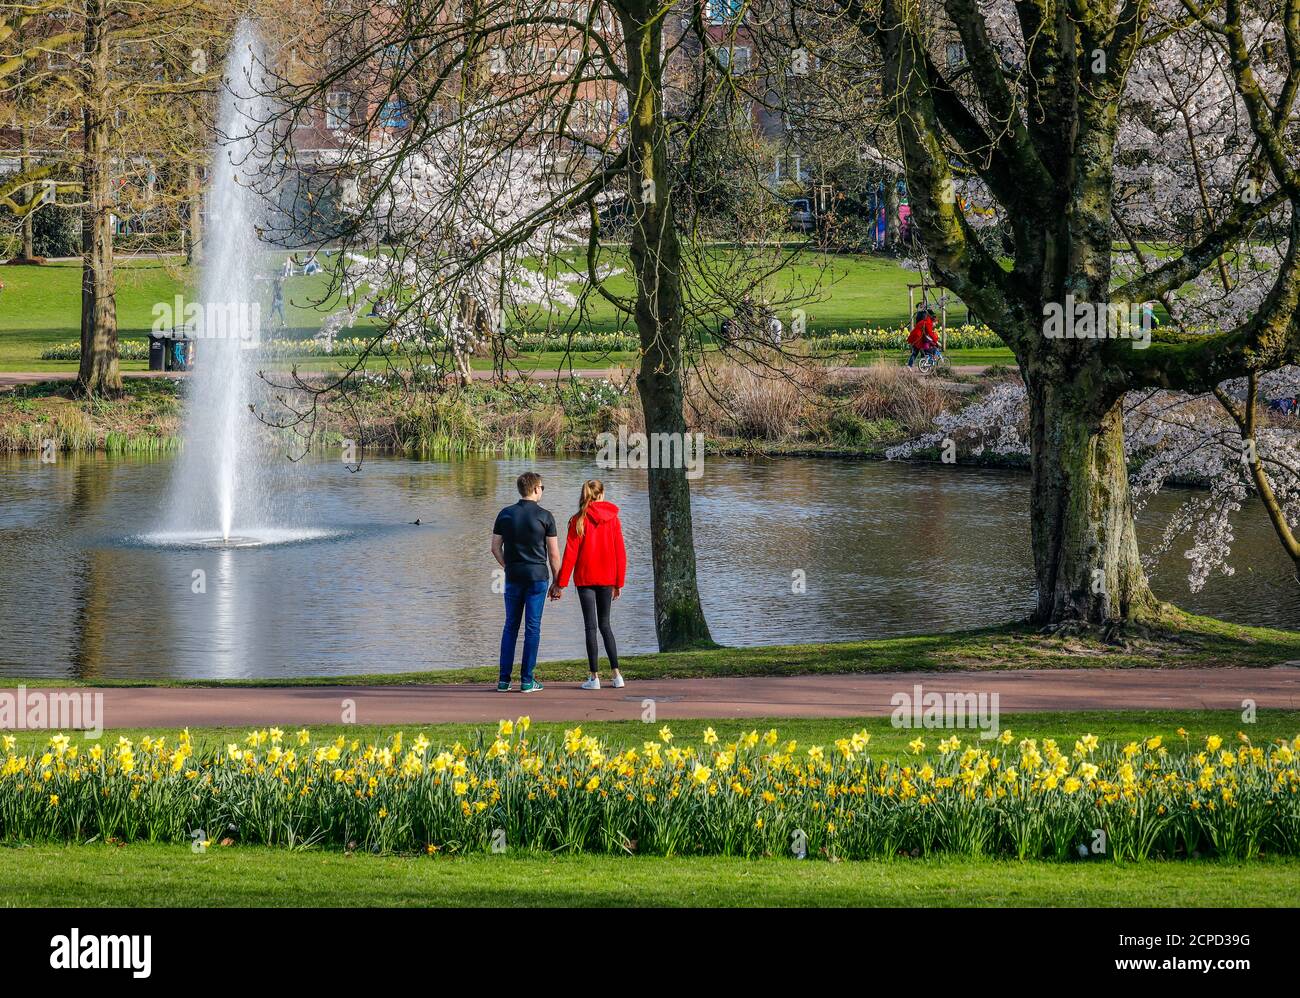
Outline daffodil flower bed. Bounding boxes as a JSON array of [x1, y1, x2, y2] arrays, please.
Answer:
[[816, 324, 1004, 352], [37, 325, 1005, 362], [4, 723, 1298, 861]]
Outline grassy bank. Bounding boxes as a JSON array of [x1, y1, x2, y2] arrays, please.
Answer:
[[5, 611, 1299, 689], [2, 844, 1294, 907], [0, 378, 184, 453], [1, 357, 986, 456]]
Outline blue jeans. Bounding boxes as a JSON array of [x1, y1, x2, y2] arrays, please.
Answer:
[[499, 578, 549, 684]]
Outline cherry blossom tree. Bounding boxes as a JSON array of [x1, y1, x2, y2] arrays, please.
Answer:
[[333, 126, 615, 385]]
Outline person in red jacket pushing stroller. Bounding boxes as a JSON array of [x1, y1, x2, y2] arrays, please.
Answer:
[[551, 479, 628, 690]]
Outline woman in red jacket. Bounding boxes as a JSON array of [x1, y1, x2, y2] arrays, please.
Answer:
[[551, 479, 627, 690]]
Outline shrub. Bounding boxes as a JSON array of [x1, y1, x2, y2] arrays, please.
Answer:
[[31, 203, 81, 258]]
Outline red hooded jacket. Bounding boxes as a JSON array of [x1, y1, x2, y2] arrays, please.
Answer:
[[907, 314, 937, 350], [558, 500, 627, 588]]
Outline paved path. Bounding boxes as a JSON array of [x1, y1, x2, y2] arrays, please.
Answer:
[[21, 668, 1300, 729]]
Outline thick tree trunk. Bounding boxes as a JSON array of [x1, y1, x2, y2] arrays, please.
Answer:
[[77, 0, 121, 397], [623, 4, 713, 650], [450, 292, 486, 388], [883, 178, 900, 250], [1025, 371, 1156, 625], [636, 353, 714, 650]]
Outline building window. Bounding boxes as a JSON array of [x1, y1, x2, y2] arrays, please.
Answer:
[[708, 0, 743, 23], [774, 151, 804, 181], [945, 42, 966, 67], [379, 100, 409, 128], [325, 91, 352, 131], [719, 46, 751, 74]]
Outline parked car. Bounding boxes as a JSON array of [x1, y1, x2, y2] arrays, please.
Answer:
[[787, 197, 814, 233]]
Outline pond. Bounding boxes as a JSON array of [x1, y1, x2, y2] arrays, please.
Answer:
[[1, 453, 1296, 680]]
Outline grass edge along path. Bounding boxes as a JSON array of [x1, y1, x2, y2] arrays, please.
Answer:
[[1, 843, 1297, 907], [7, 611, 1300, 688]]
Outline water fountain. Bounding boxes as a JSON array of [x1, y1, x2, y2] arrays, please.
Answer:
[[162, 23, 307, 549]]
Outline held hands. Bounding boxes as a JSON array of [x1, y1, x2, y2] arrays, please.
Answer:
[[548, 583, 563, 601], [612, 587, 621, 600]]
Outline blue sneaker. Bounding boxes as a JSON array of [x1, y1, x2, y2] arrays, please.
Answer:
[[521, 679, 544, 693], [497, 681, 512, 692]]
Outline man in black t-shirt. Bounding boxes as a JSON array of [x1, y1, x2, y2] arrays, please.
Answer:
[[491, 471, 560, 692]]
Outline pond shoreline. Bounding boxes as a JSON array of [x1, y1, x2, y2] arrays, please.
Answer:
[[0, 367, 1020, 464], [0, 375, 1243, 489]]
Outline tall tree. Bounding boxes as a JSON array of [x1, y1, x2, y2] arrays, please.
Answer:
[[2, 0, 232, 395], [810, 0, 1300, 628], [252, 0, 805, 650]]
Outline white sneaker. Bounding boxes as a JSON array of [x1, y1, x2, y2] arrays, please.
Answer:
[[611, 674, 625, 689], [581, 676, 601, 690]]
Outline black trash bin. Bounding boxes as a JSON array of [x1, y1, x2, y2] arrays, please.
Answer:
[[168, 336, 187, 372], [148, 333, 167, 371]]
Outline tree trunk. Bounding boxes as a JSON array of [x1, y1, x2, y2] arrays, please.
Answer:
[[21, 206, 34, 260], [185, 162, 202, 266], [1025, 371, 1156, 625], [450, 292, 484, 388], [20, 125, 35, 260], [623, 4, 713, 650], [883, 177, 900, 250], [77, 0, 121, 397]]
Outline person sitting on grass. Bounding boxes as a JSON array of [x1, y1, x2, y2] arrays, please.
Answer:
[[907, 306, 940, 367]]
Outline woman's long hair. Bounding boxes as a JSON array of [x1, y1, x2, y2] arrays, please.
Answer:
[[570, 479, 605, 538]]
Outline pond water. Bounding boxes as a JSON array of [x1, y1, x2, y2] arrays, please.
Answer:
[[1, 453, 1296, 679]]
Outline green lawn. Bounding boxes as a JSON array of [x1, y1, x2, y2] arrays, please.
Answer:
[[854, 346, 1017, 367], [7, 710, 1297, 761], [2, 843, 1294, 906], [0, 251, 975, 372], [544, 247, 971, 334], [0, 256, 360, 372], [9, 613, 1294, 689]]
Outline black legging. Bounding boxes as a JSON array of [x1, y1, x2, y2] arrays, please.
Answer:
[[577, 585, 619, 674]]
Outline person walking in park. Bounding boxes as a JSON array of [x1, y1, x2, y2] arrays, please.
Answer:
[[269, 274, 287, 330], [551, 479, 627, 690], [491, 471, 560, 693], [907, 305, 939, 367]]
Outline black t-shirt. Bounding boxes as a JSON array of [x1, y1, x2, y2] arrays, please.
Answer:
[[493, 500, 557, 583]]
